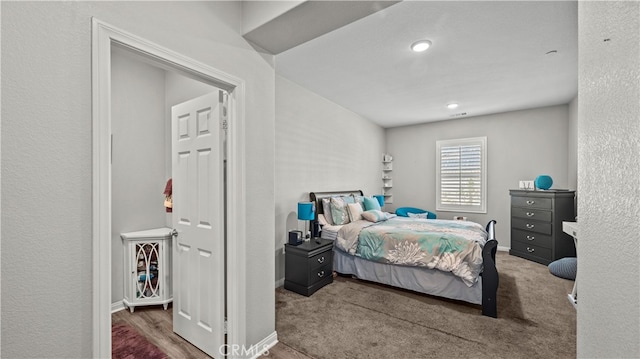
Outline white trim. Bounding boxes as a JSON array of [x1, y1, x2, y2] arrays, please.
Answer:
[[226, 85, 247, 358], [111, 301, 126, 314], [248, 331, 278, 359], [92, 18, 247, 358], [275, 278, 285, 288], [497, 246, 510, 252], [92, 18, 113, 358]]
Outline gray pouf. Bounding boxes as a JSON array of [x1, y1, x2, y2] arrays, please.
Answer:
[[548, 257, 577, 280]]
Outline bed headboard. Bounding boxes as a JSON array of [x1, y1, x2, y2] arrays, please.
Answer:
[[309, 190, 364, 219]]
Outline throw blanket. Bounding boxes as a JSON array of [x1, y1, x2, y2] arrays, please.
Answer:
[[336, 218, 487, 286]]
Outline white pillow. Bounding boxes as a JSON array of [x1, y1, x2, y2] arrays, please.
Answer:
[[321, 198, 334, 225], [361, 210, 388, 223], [317, 213, 330, 226], [408, 212, 429, 219], [347, 202, 364, 222]]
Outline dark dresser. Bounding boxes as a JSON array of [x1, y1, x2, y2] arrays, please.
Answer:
[[284, 238, 334, 296], [510, 189, 576, 265]]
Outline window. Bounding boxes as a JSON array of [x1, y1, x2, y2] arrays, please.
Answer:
[[436, 137, 487, 213]]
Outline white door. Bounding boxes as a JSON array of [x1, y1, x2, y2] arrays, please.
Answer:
[[171, 91, 226, 358]]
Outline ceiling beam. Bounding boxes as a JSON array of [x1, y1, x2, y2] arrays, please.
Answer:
[[243, 0, 401, 54]]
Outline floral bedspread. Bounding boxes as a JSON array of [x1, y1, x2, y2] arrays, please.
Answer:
[[336, 218, 487, 286]]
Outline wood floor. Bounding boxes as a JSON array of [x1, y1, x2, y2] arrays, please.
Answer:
[[112, 305, 309, 359]]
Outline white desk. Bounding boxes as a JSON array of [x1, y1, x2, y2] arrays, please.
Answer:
[[562, 221, 578, 308]]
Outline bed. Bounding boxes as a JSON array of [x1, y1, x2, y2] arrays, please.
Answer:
[[310, 190, 499, 318]]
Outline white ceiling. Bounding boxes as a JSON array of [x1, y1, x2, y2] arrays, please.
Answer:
[[271, 1, 578, 128]]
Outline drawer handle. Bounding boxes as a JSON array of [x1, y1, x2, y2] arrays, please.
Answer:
[[317, 270, 325, 278], [526, 223, 535, 229], [526, 200, 535, 205], [526, 235, 535, 241], [526, 212, 535, 217], [317, 256, 325, 264], [526, 247, 535, 253]]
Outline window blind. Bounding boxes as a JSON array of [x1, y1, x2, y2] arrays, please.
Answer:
[[436, 137, 486, 213]]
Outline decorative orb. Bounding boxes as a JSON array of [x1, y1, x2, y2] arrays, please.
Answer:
[[535, 175, 553, 190]]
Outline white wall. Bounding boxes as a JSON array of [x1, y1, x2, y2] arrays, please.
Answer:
[[110, 51, 220, 305], [111, 50, 169, 304], [1, 2, 275, 357], [387, 105, 571, 249], [274, 75, 385, 283], [567, 96, 578, 193], [577, 2, 640, 357], [242, 0, 304, 34]]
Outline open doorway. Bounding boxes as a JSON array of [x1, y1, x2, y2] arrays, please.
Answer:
[[110, 48, 223, 355], [92, 19, 247, 358]]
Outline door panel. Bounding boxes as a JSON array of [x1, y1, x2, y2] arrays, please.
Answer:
[[172, 91, 225, 358]]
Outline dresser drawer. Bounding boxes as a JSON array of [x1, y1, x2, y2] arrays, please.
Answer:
[[512, 229, 552, 249], [511, 196, 552, 209], [308, 263, 332, 286], [309, 249, 332, 270], [511, 240, 552, 262], [511, 218, 552, 235], [511, 207, 552, 222]]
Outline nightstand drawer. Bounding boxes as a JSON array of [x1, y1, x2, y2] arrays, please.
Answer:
[[511, 240, 552, 262], [512, 229, 552, 249], [511, 196, 552, 209], [511, 207, 552, 222], [511, 218, 552, 235], [308, 263, 332, 286], [309, 250, 332, 270]]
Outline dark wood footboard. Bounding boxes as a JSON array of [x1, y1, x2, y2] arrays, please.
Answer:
[[481, 220, 499, 318]]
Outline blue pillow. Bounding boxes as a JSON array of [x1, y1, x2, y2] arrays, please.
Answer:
[[363, 196, 381, 211], [396, 207, 436, 219]]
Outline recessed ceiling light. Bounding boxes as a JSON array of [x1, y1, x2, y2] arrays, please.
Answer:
[[411, 40, 432, 52], [447, 103, 459, 109]]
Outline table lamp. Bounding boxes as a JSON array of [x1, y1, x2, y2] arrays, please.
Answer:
[[297, 202, 315, 239]]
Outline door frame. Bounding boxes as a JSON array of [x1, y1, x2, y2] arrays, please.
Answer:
[[91, 18, 247, 358]]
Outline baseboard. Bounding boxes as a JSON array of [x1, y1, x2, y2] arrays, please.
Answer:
[[275, 278, 284, 288], [497, 245, 510, 252], [111, 300, 126, 314], [247, 331, 278, 359]]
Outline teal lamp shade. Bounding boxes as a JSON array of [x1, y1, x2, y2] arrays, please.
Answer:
[[374, 195, 385, 207], [297, 202, 315, 221], [535, 175, 553, 190]]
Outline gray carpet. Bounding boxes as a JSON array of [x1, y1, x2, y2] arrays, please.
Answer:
[[275, 251, 576, 359]]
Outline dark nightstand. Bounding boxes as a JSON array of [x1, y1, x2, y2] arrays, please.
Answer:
[[284, 238, 333, 296]]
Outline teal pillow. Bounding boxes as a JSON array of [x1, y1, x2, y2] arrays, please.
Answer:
[[396, 207, 437, 219], [363, 196, 381, 211]]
